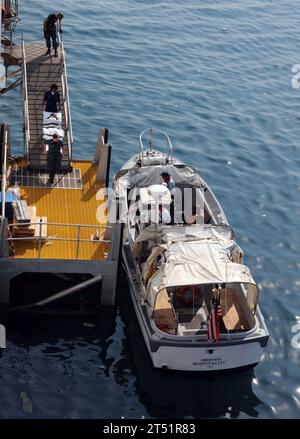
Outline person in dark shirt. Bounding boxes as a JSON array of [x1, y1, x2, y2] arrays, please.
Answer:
[[43, 84, 60, 113], [161, 172, 176, 196], [47, 134, 63, 185], [43, 12, 64, 56]]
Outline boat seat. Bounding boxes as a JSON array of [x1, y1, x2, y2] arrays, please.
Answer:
[[218, 288, 251, 332], [153, 288, 177, 334], [12, 200, 31, 223], [12, 206, 47, 240]]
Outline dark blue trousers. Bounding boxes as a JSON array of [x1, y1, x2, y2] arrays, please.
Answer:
[[44, 31, 58, 50]]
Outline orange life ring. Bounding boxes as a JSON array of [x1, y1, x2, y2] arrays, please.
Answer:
[[176, 285, 200, 305]]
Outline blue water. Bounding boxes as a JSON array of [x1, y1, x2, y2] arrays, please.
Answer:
[[1, 0, 300, 418]]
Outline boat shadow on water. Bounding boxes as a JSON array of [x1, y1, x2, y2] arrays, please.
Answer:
[[116, 270, 264, 419], [0, 272, 263, 419]]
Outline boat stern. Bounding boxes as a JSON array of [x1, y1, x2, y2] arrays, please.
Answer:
[[149, 333, 269, 372]]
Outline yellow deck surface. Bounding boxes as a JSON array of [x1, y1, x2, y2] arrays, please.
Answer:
[[11, 161, 109, 260]]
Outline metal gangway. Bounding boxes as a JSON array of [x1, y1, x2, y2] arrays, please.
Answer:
[[21, 35, 73, 170]]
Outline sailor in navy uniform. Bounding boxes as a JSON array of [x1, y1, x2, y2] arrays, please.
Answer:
[[43, 13, 64, 56], [43, 84, 60, 113], [46, 134, 63, 185]]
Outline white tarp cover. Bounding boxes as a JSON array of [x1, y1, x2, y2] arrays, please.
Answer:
[[140, 185, 171, 205], [144, 226, 256, 307], [43, 111, 62, 126], [114, 164, 202, 199], [43, 127, 65, 140]]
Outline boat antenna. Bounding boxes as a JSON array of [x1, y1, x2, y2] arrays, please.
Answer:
[[149, 127, 153, 150]]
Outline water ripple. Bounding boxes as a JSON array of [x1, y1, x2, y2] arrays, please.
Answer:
[[0, 0, 299, 419]]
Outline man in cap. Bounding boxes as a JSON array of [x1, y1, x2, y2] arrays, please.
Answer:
[[160, 171, 176, 197]]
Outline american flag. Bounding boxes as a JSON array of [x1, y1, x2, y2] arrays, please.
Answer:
[[207, 292, 222, 343]]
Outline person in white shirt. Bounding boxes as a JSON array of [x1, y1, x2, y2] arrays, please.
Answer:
[[159, 204, 171, 224], [161, 172, 175, 223]]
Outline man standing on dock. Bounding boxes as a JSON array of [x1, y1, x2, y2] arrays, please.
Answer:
[[46, 134, 63, 185], [43, 12, 64, 57]]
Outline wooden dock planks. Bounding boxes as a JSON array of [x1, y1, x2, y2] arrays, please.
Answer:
[[24, 44, 70, 170]]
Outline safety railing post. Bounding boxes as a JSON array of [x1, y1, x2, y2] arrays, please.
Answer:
[[76, 225, 80, 259], [58, 32, 73, 162], [21, 36, 30, 159], [38, 217, 42, 258], [1, 127, 8, 218]]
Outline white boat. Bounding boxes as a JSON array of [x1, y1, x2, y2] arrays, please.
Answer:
[[113, 128, 269, 372]]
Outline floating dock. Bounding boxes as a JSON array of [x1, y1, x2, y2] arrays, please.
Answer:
[[0, 28, 122, 310]]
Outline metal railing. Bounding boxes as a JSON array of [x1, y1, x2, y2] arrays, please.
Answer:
[[139, 128, 173, 165], [58, 32, 73, 162], [21, 38, 30, 158], [8, 221, 112, 260], [1, 0, 19, 54], [1, 126, 8, 218]]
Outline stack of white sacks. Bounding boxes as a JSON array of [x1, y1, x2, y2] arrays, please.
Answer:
[[43, 112, 64, 143]]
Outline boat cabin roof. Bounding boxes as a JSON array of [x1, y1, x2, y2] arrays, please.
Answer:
[[114, 162, 203, 200], [136, 225, 257, 307]]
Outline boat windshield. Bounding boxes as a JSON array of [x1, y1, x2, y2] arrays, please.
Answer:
[[165, 282, 259, 314], [153, 283, 258, 336]]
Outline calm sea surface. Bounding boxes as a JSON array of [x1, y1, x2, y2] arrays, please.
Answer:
[[0, 0, 300, 418]]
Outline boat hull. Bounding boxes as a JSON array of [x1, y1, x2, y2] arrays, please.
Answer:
[[117, 143, 269, 372], [123, 249, 268, 372], [144, 339, 265, 372]]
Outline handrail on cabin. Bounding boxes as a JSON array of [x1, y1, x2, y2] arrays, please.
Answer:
[[139, 128, 173, 166]]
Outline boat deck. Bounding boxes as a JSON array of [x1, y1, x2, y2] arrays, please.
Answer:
[[9, 160, 109, 261]]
